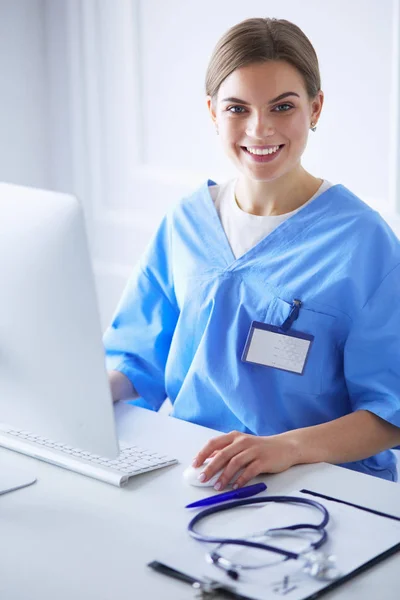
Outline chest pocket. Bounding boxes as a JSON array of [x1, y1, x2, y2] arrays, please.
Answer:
[[262, 296, 339, 396]]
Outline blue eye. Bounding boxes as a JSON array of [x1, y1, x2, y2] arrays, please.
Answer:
[[227, 106, 247, 114], [273, 103, 293, 112]]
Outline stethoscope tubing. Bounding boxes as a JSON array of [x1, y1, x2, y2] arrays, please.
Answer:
[[187, 495, 330, 561]]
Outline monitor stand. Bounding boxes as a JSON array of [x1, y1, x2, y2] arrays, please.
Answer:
[[0, 467, 37, 495]]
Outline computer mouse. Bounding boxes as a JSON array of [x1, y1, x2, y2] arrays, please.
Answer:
[[182, 460, 242, 488]]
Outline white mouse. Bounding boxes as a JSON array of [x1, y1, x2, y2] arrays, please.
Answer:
[[182, 460, 242, 488]]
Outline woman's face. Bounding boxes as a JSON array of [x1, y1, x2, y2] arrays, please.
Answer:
[[207, 60, 323, 183]]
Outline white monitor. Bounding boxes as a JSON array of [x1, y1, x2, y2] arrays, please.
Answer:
[[0, 182, 119, 464]]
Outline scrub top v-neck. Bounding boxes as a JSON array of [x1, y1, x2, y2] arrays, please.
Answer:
[[197, 179, 342, 271], [210, 178, 332, 260]]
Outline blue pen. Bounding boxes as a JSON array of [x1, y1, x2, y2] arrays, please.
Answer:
[[185, 482, 267, 509]]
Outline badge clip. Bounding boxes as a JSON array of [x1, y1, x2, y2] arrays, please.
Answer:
[[280, 299, 302, 332]]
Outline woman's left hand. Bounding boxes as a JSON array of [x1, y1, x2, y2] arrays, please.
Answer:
[[192, 430, 299, 490]]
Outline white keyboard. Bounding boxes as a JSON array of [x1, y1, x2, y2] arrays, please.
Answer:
[[0, 427, 178, 487]]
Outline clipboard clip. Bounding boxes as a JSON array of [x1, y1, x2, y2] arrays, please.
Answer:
[[192, 578, 234, 599], [147, 560, 238, 598]]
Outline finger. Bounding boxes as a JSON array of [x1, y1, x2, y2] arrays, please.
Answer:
[[231, 460, 263, 489], [213, 449, 255, 490], [192, 432, 237, 467], [197, 447, 239, 484], [199, 435, 254, 483], [204, 434, 251, 473]]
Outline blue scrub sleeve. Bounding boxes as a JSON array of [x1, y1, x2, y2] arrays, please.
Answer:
[[103, 216, 179, 410], [344, 263, 400, 448]]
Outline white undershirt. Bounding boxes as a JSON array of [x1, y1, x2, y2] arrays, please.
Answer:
[[210, 179, 332, 258]]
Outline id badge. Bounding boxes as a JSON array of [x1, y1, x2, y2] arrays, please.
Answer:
[[242, 321, 314, 375]]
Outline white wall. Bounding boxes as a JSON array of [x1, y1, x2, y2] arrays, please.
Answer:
[[0, 0, 49, 189], [44, 0, 73, 194]]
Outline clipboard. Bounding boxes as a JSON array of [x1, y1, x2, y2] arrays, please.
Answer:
[[149, 488, 400, 600], [298, 489, 400, 600]]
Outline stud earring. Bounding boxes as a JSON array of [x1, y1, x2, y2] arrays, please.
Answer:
[[310, 121, 317, 132]]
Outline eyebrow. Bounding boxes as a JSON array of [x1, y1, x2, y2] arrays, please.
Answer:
[[221, 92, 300, 105]]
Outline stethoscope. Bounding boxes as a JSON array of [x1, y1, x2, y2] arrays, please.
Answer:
[[188, 495, 340, 582]]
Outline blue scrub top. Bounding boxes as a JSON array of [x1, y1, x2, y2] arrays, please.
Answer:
[[104, 181, 400, 481]]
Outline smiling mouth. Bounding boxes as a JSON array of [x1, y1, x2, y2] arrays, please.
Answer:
[[244, 144, 283, 155], [241, 144, 285, 162]]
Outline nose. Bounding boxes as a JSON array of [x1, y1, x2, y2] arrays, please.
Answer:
[[245, 111, 275, 139]]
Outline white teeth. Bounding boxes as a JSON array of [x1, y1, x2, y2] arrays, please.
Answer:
[[246, 145, 281, 155]]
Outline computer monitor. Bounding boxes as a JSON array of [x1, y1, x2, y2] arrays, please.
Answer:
[[0, 182, 119, 467]]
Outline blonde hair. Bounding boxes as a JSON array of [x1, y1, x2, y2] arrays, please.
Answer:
[[205, 18, 321, 100]]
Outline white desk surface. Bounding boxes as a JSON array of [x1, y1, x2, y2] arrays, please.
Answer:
[[1, 402, 399, 600]]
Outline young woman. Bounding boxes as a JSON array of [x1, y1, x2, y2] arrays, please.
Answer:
[[104, 18, 400, 488]]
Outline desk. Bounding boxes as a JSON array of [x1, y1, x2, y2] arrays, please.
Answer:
[[1, 403, 399, 600]]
